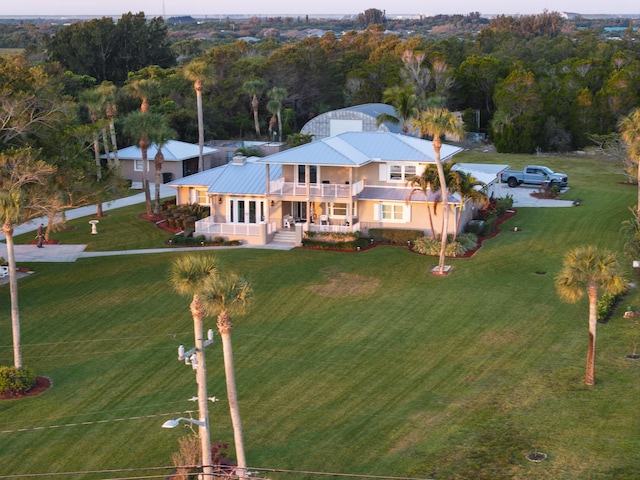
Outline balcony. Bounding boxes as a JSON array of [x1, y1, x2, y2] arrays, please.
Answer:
[[269, 179, 364, 198]]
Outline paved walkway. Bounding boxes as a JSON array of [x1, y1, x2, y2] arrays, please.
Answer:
[[0, 184, 294, 266]]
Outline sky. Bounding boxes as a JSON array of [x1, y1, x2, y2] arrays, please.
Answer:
[[2, 0, 638, 17]]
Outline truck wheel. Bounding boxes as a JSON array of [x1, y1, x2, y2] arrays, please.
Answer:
[[507, 177, 518, 188]]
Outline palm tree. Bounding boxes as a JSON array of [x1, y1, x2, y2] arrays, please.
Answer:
[[124, 77, 160, 213], [267, 87, 287, 142], [183, 60, 214, 172], [451, 170, 487, 240], [96, 81, 119, 167], [78, 87, 105, 181], [411, 107, 465, 275], [148, 121, 176, 215], [618, 108, 640, 216], [555, 246, 627, 386], [0, 190, 24, 369], [243, 79, 266, 138], [0, 148, 55, 370], [202, 272, 252, 480], [122, 111, 167, 216], [169, 255, 220, 479], [407, 164, 439, 239], [377, 85, 419, 134]]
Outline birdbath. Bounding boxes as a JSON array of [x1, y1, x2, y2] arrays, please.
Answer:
[[89, 219, 99, 234]]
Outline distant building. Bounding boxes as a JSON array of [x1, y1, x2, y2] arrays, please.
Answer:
[[301, 103, 405, 141]]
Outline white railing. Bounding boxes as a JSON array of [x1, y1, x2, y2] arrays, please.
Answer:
[[268, 179, 364, 198], [307, 221, 360, 234], [195, 217, 267, 237]]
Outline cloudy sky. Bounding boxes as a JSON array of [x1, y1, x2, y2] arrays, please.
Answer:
[[2, 0, 638, 17]]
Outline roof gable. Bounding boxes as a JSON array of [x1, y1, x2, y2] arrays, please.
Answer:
[[113, 140, 217, 161], [257, 131, 463, 166]]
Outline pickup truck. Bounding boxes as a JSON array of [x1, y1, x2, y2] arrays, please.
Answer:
[[500, 165, 568, 188]]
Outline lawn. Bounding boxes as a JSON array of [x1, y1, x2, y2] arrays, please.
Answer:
[[1, 152, 640, 479]]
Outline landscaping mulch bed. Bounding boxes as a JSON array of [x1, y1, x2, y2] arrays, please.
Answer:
[[139, 214, 181, 234], [0, 376, 51, 400]]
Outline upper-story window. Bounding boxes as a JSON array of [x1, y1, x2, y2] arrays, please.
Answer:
[[298, 165, 317, 184], [388, 164, 417, 182]]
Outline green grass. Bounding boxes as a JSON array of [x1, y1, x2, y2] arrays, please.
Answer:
[[2, 153, 640, 479]]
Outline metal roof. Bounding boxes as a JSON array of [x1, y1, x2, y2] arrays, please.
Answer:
[[452, 163, 510, 186], [168, 157, 282, 195], [300, 103, 404, 136], [359, 186, 460, 204], [256, 132, 463, 166], [109, 140, 217, 161]]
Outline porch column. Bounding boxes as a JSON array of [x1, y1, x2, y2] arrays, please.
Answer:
[[265, 164, 270, 224], [348, 168, 354, 229], [305, 165, 311, 230]]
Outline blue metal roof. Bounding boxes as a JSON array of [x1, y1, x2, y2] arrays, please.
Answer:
[[359, 186, 460, 204], [168, 157, 282, 195], [256, 132, 463, 166], [109, 140, 217, 161]]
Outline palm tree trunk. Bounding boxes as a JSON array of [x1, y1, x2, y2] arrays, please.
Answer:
[[434, 143, 448, 274], [586, 286, 598, 385], [154, 155, 163, 215], [93, 134, 102, 181], [251, 95, 260, 137], [191, 295, 214, 478], [141, 146, 152, 216], [195, 83, 204, 173], [218, 313, 247, 480], [4, 222, 22, 369]]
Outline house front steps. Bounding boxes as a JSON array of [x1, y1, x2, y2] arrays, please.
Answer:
[[271, 229, 297, 247]]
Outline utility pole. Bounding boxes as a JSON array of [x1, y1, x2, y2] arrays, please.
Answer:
[[178, 328, 215, 479]]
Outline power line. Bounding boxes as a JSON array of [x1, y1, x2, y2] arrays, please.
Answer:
[[0, 411, 197, 434], [0, 465, 434, 480]]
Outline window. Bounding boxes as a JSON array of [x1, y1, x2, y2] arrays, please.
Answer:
[[331, 203, 347, 216], [134, 159, 151, 172], [381, 204, 404, 221], [375, 202, 410, 223], [387, 164, 417, 182], [298, 165, 317, 184]]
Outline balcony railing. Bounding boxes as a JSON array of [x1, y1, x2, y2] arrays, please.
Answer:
[[268, 179, 364, 198]]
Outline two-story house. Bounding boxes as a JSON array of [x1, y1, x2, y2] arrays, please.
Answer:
[[168, 131, 480, 246]]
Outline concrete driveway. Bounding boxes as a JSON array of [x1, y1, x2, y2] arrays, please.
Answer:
[[493, 184, 575, 207]]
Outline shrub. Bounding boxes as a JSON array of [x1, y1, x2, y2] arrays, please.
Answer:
[[305, 231, 360, 243], [597, 289, 627, 323], [0, 366, 36, 395], [162, 203, 210, 233], [368, 228, 424, 244], [413, 233, 478, 257], [170, 234, 206, 245], [302, 237, 369, 251], [495, 195, 514, 216]]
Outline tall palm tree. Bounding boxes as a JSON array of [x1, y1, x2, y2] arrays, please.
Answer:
[[407, 164, 439, 239], [183, 60, 214, 172], [149, 121, 176, 215], [202, 272, 252, 480], [267, 87, 287, 142], [243, 79, 266, 138], [122, 111, 167, 216], [377, 85, 419, 134], [169, 255, 220, 479], [0, 190, 24, 370], [0, 148, 55, 370], [411, 107, 465, 275], [555, 246, 627, 386], [618, 108, 640, 216], [78, 87, 105, 181], [96, 81, 119, 167]]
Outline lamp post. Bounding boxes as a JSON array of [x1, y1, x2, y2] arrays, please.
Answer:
[[173, 328, 215, 479]]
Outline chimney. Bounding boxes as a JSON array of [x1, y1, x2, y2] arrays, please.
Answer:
[[232, 155, 246, 165]]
